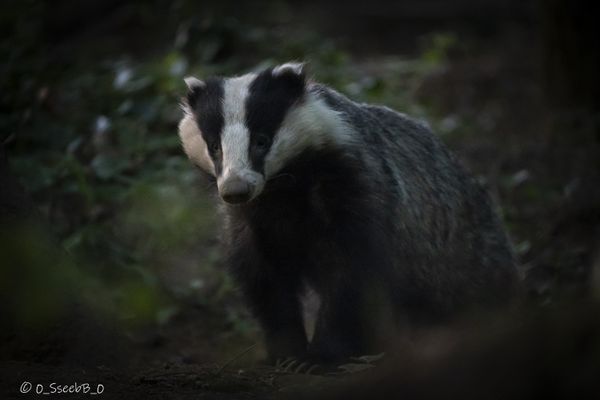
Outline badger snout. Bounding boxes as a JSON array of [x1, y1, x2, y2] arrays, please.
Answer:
[[219, 176, 254, 204]]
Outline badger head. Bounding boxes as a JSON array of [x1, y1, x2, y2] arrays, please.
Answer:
[[179, 62, 348, 204]]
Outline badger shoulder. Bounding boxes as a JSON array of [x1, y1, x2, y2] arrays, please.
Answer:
[[308, 83, 437, 148]]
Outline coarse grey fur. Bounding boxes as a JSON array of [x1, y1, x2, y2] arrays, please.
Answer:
[[179, 66, 520, 363], [309, 83, 519, 315]]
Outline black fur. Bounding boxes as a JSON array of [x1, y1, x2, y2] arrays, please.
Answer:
[[245, 68, 305, 173], [188, 77, 225, 176], [181, 71, 520, 365], [224, 148, 397, 362]]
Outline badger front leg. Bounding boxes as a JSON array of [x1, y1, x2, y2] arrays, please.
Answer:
[[309, 283, 369, 363], [308, 276, 392, 363], [308, 265, 392, 364], [307, 226, 395, 363], [245, 274, 308, 363], [228, 241, 307, 363]]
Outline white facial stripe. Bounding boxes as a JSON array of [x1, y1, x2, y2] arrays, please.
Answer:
[[215, 74, 268, 202], [264, 92, 354, 176], [178, 112, 215, 175], [220, 75, 255, 178]]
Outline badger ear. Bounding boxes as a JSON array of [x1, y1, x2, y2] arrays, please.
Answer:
[[184, 76, 205, 109], [272, 62, 306, 80], [184, 76, 205, 91]]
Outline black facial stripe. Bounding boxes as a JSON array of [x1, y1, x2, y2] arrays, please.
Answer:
[[189, 77, 224, 176], [245, 68, 305, 173]]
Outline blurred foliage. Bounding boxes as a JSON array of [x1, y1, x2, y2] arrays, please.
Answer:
[[1, 1, 462, 345]]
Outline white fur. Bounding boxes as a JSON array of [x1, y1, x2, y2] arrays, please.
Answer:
[[301, 285, 321, 341], [179, 66, 355, 201], [178, 111, 214, 175], [219, 75, 265, 200], [264, 91, 355, 177], [272, 62, 305, 77], [184, 76, 205, 90]]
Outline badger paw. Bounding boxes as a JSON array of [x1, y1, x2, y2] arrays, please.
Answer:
[[275, 357, 323, 374]]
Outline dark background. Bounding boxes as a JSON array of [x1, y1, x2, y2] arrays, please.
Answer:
[[1, 0, 599, 398]]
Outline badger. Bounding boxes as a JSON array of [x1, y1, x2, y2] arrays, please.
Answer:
[[178, 62, 520, 364]]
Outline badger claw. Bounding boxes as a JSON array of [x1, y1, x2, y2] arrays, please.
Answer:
[[283, 359, 299, 372], [275, 358, 322, 374], [293, 361, 309, 373], [275, 357, 294, 369]]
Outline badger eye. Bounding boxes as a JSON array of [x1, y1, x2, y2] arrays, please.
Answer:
[[255, 135, 271, 150], [209, 141, 220, 154]]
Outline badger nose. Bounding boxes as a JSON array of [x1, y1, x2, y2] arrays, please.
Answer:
[[220, 177, 253, 204]]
